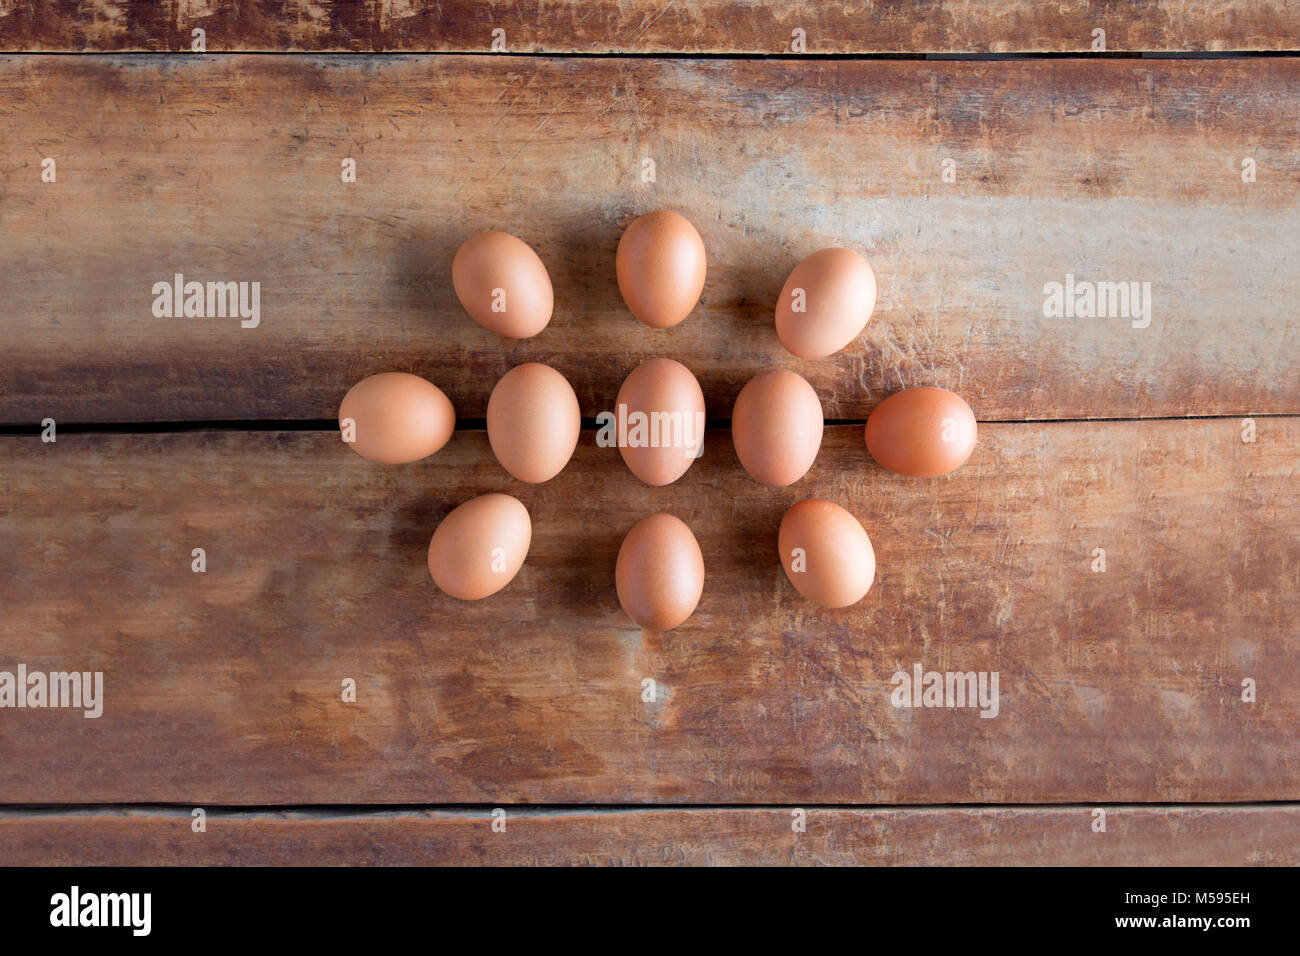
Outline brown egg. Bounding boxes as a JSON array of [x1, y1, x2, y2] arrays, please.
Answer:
[[613, 358, 706, 486], [452, 231, 554, 338], [615, 512, 705, 631], [615, 210, 706, 329], [774, 248, 877, 358], [487, 363, 581, 483], [428, 493, 531, 600], [865, 386, 977, 478], [778, 499, 876, 608], [731, 369, 823, 487], [338, 371, 455, 464]]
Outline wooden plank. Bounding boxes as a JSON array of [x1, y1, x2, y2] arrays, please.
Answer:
[[3, 805, 1296, 865], [1, 56, 1297, 424], [2, 2, 1298, 54], [0, 420, 1294, 805]]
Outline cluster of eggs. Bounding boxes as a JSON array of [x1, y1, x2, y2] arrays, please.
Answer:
[[338, 210, 977, 630]]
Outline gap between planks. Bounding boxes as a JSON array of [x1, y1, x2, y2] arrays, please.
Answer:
[[0, 413, 1292, 436], [2, 802, 1299, 819], [10, 51, 1300, 61]]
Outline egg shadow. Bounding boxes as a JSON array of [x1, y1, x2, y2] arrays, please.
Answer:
[[392, 224, 463, 331], [722, 256, 788, 333], [554, 527, 625, 629], [546, 206, 628, 330], [385, 492, 451, 572]]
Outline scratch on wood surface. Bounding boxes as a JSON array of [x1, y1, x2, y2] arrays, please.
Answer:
[[627, 0, 680, 43], [486, 107, 558, 183]]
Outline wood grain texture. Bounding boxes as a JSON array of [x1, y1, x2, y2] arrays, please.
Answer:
[[3, 805, 1297, 865], [1, 420, 1294, 805], [2, 1, 1299, 53], [1, 55, 1297, 425]]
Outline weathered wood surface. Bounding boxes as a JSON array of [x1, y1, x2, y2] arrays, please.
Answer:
[[3, 805, 1297, 866], [1, 420, 1294, 805], [2, 1, 1298, 54], [2, 55, 1297, 425]]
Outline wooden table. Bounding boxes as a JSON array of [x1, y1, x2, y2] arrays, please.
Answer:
[[1, 1, 1296, 866]]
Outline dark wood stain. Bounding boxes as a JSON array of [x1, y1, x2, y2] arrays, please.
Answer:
[[1, 1, 1297, 53]]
